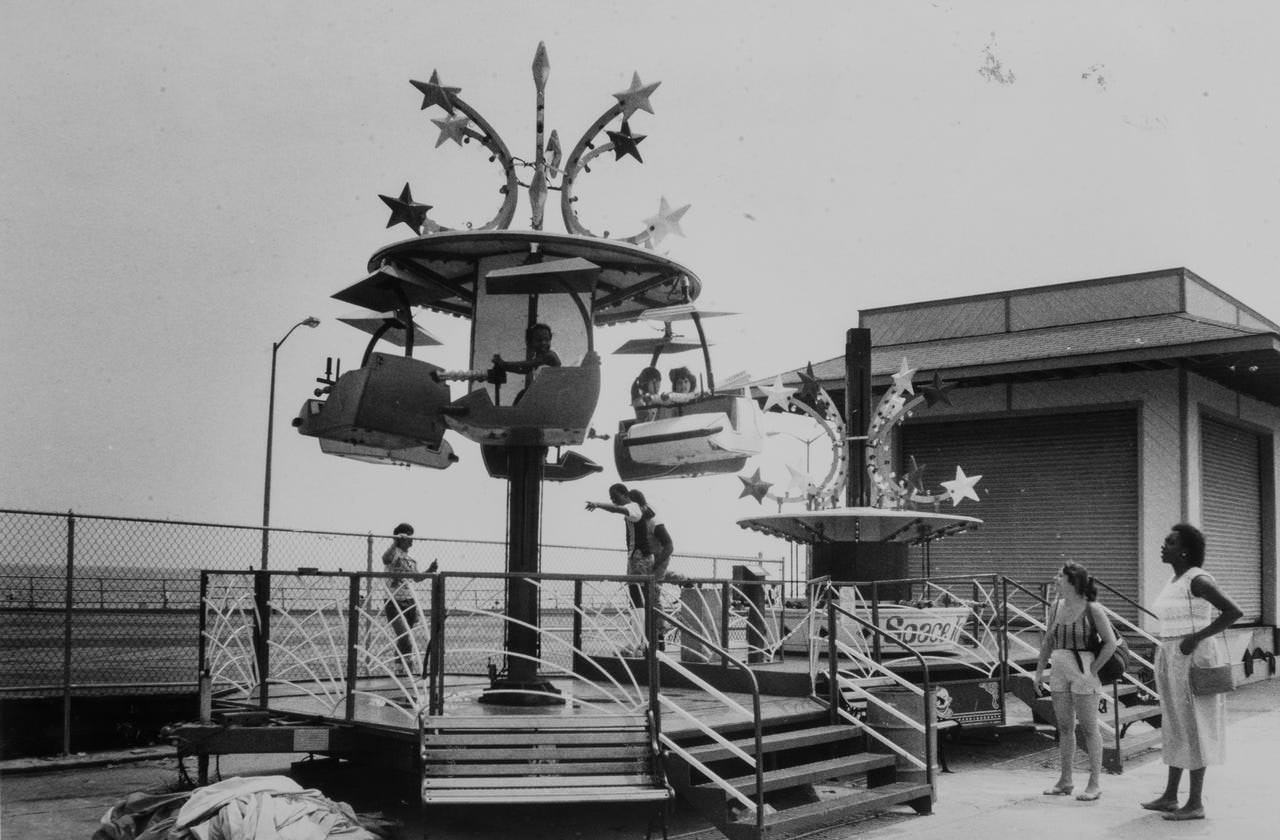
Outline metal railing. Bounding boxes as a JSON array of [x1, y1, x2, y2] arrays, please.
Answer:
[[0, 507, 776, 756]]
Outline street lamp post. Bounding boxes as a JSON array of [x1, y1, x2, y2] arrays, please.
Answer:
[[260, 316, 320, 569]]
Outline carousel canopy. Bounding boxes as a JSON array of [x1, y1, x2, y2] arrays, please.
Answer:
[[738, 507, 982, 545], [336, 230, 701, 325]]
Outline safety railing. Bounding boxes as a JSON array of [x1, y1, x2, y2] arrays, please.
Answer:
[[655, 608, 766, 839], [817, 581, 937, 788]]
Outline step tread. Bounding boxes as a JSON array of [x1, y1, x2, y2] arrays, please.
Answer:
[[699, 754, 897, 796], [706, 709, 828, 738], [682, 725, 860, 762], [724, 781, 933, 836], [1105, 727, 1163, 757], [1107, 704, 1162, 725]]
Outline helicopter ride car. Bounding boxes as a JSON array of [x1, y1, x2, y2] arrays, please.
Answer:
[[608, 303, 765, 481]]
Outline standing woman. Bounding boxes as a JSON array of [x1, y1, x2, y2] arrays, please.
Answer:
[[1141, 524, 1242, 821], [1033, 562, 1118, 801]]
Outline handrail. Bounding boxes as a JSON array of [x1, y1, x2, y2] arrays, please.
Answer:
[[659, 609, 765, 838], [1092, 576, 1158, 621], [824, 586, 936, 789]]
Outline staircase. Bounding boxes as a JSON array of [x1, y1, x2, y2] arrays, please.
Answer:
[[663, 704, 933, 840]]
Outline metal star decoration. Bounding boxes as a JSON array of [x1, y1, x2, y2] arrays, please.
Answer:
[[892, 359, 917, 395], [612, 72, 661, 121], [606, 120, 646, 162], [431, 112, 471, 148], [378, 183, 433, 233], [920, 372, 956, 407], [759, 375, 797, 413], [940, 466, 982, 506], [642, 197, 690, 247], [796, 362, 824, 409], [785, 464, 811, 496], [738, 468, 773, 504], [410, 70, 461, 113], [902, 455, 928, 497]]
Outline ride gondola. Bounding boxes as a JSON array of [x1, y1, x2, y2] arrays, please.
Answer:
[[609, 304, 764, 481]]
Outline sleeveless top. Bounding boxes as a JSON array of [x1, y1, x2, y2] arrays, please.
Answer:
[[1051, 601, 1093, 651], [1152, 567, 1216, 638]]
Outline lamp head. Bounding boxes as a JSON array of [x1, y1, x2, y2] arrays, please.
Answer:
[[303, 316, 321, 328]]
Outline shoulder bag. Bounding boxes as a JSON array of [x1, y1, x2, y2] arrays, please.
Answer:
[[1086, 604, 1128, 683], [1187, 578, 1235, 696]]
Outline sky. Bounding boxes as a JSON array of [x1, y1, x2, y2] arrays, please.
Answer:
[[5, 1, 1280, 566]]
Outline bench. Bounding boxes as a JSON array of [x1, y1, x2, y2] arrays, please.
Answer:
[[420, 713, 671, 839]]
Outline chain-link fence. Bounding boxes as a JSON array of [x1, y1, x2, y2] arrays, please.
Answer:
[[0, 508, 780, 700]]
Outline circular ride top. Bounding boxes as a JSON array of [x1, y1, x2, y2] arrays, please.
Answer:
[[297, 42, 712, 467], [346, 40, 702, 330]]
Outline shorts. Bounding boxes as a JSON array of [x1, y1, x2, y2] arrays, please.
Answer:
[[627, 550, 654, 576], [1049, 648, 1102, 695], [384, 599, 419, 626]]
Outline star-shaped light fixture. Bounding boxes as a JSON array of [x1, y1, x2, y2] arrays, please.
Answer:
[[738, 468, 773, 504], [642, 196, 690, 247], [378, 183, 433, 234], [410, 70, 461, 113], [606, 120, 646, 162], [431, 112, 471, 148], [940, 466, 983, 506], [759, 375, 797, 413], [612, 72, 661, 121], [892, 358, 918, 395]]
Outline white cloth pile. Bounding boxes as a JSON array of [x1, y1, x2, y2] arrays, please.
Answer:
[[173, 775, 380, 839]]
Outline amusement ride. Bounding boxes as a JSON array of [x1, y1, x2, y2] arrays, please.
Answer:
[[173, 44, 1167, 840]]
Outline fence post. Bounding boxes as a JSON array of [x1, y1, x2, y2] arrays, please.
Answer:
[[345, 574, 360, 722], [253, 571, 271, 708], [61, 511, 76, 756]]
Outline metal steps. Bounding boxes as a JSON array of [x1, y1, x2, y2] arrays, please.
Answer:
[[715, 781, 934, 840], [664, 704, 933, 840]]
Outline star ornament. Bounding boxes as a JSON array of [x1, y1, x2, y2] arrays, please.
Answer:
[[940, 466, 983, 507], [785, 464, 811, 496], [738, 468, 773, 504], [903, 455, 928, 496], [920, 372, 956, 407], [642, 197, 690, 247], [796, 362, 823, 409], [431, 112, 471, 148], [612, 72, 661, 121], [410, 70, 461, 113], [892, 359, 918, 395], [606, 120, 646, 162], [378, 183, 432, 234], [759, 375, 797, 413]]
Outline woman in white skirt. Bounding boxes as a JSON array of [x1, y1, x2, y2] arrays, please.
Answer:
[[1141, 524, 1242, 821]]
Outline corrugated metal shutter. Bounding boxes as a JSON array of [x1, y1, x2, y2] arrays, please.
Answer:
[[901, 409, 1140, 617], [1200, 417, 1263, 622]]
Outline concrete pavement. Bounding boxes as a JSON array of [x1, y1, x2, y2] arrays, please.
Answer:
[[3, 677, 1277, 839]]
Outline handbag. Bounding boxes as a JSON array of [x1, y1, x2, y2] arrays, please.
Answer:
[[1086, 605, 1128, 683], [1187, 581, 1236, 697]]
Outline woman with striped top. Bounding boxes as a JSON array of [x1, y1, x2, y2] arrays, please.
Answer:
[[1033, 562, 1119, 801], [1140, 524, 1242, 821]]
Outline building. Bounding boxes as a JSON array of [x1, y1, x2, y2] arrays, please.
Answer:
[[777, 268, 1278, 644]]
